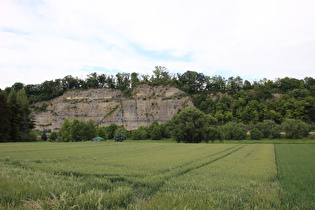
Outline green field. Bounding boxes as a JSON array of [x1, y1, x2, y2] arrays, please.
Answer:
[[275, 144, 315, 209], [0, 142, 314, 209]]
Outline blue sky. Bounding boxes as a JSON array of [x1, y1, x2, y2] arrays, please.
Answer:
[[1, 0, 315, 89]]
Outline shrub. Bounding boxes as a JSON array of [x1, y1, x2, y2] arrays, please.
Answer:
[[250, 128, 262, 140], [283, 119, 309, 139], [256, 120, 281, 139]]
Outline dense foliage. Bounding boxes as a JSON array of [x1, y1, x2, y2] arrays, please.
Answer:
[[58, 119, 97, 142], [0, 89, 35, 142], [4, 66, 315, 125], [1, 66, 315, 142], [168, 108, 218, 143], [282, 119, 309, 139]]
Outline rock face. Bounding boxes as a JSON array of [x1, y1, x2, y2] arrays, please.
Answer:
[[33, 85, 194, 131]]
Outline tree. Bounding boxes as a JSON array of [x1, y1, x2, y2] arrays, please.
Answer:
[[59, 119, 72, 142], [114, 128, 126, 142], [12, 82, 24, 91], [116, 73, 130, 92], [86, 72, 99, 88], [250, 128, 262, 140], [17, 89, 34, 140], [86, 119, 97, 139], [160, 122, 171, 138], [177, 71, 206, 94], [205, 125, 219, 143], [131, 72, 140, 88], [106, 124, 119, 139], [149, 120, 161, 139], [0, 91, 10, 142], [168, 108, 217, 143], [70, 119, 89, 141], [41, 131, 48, 141], [227, 76, 243, 95], [283, 119, 309, 139], [97, 126, 107, 139], [97, 74, 107, 88], [49, 132, 58, 141], [152, 66, 170, 85], [132, 126, 149, 140], [7, 90, 22, 142], [206, 75, 226, 92], [256, 120, 281, 139], [222, 122, 247, 140], [151, 126, 162, 140]]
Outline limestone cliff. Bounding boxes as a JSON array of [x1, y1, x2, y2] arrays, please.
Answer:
[[33, 85, 194, 131]]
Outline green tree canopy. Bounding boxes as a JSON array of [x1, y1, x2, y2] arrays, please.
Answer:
[[283, 119, 309, 139], [169, 108, 217, 143]]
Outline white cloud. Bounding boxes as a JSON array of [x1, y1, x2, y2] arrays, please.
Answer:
[[1, 0, 315, 89]]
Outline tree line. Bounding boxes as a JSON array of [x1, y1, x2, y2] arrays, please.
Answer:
[[1, 66, 315, 142], [47, 107, 311, 143], [3, 66, 315, 125], [45, 119, 170, 142], [3, 66, 315, 104]]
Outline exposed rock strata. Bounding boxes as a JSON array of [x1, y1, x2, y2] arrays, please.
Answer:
[[33, 85, 194, 131]]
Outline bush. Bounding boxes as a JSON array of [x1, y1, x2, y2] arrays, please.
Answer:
[[151, 127, 162, 140], [222, 122, 247, 140], [205, 126, 219, 143], [114, 129, 126, 142], [49, 132, 58, 141], [132, 126, 149, 140], [41, 131, 48, 141], [106, 124, 119, 139], [217, 127, 225, 142], [26, 130, 38, 142], [232, 125, 247, 140], [160, 122, 171, 138], [283, 119, 309, 139], [256, 120, 281, 139], [250, 128, 262, 140]]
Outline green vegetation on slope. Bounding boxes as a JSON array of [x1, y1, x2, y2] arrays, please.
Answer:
[[3, 66, 315, 124], [275, 144, 315, 209]]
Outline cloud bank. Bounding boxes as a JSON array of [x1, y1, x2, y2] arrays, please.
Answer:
[[1, 0, 315, 89]]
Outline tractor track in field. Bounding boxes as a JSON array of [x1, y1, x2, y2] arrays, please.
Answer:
[[170, 145, 247, 179], [126, 145, 248, 198], [158, 145, 242, 176]]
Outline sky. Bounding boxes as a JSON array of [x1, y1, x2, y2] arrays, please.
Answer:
[[1, 0, 315, 89]]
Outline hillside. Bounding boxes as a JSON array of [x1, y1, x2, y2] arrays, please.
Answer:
[[33, 84, 194, 131]]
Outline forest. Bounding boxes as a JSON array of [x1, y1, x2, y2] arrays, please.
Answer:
[[0, 66, 314, 142]]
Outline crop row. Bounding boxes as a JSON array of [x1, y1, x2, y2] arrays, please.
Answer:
[[1, 142, 313, 209]]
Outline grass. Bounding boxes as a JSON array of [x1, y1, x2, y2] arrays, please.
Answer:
[[0, 142, 313, 209], [275, 144, 315, 209]]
